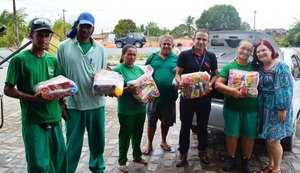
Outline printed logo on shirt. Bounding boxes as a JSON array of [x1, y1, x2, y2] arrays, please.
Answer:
[[48, 66, 54, 77]]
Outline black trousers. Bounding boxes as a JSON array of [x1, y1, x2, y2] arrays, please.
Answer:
[[178, 94, 211, 154]]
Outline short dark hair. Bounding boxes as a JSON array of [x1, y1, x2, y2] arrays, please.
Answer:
[[120, 44, 137, 63], [176, 42, 183, 47], [194, 29, 209, 38]]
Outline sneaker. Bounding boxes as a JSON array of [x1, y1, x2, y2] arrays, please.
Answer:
[[222, 156, 236, 172], [242, 157, 252, 173]]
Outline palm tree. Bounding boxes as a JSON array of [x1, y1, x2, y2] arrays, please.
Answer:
[[183, 15, 196, 38]]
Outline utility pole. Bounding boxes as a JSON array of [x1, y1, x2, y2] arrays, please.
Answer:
[[62, 9, 66, 37], [12, 0, 19, 47], [253, 10, 257, 31]]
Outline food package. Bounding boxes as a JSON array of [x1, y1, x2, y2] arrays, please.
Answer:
[[228, 69, 259, 97], [181, 71, 211, 99], [33, 75, 78, 100], [127, 65, 160, 103], [93, 69, 124, 97]]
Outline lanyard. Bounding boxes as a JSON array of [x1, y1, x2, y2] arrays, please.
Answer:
[[194, 54, 206, 71]]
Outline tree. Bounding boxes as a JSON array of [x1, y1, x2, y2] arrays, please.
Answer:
[[136, 24, 146, 34], [145, 21, 160, 36], [195, 4, 241, 31], [52, 18, 72, 39], [0, 8, 28, 48], [171, 24, 186, 38], [284, 23, 300, 47], [113, 19, 137, 38], [183, 15, 196, 38], [240, 22, 251, 31]]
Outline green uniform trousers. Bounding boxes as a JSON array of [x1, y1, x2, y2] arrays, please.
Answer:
[[22, 121, 67, 173], [118, 112, 146, 165], [66, 107, 105, 173]]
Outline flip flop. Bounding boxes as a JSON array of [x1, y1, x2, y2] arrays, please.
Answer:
[[259, 166, 273, 173], [160, 143, 171, 151], [142, 147, 153, 155], [133, 159, 148, 165]]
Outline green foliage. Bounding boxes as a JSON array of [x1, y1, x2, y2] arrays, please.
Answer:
[[136, 24, 146, 33], [195, 4, 241, 31], [170, 24, 186, 38], [113, 19, 137, 38], [0, 8, 28, 48], [183, 15, 196, 38], [240, 22, 252, 31], [283, 22, 300, 47], [52, 18, 72, 39], [146, 21, 161, 36]]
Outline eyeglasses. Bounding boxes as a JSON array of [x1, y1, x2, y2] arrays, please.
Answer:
[[33, 18, 51, 26]]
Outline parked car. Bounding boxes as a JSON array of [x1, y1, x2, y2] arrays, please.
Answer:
[[114, 32, 147, 48], [192, 31, 300, 151]]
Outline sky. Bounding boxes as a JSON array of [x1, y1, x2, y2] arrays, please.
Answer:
[[0, 0, 299, 34]]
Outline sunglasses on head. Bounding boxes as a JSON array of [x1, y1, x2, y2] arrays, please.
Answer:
[[33, 18, 51, 26]]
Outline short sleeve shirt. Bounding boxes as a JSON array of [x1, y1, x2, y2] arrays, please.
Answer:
[[5, 50, 61, 124]]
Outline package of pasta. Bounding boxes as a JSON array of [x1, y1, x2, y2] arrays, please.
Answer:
[[33, 75, 78, 100], [228, 69, 259, 97], [127, 65, 160, 103], [181, 71, 211, 99], [93, 69, 124, 97]]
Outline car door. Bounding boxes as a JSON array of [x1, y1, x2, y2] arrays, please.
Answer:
[[126, 33, 135, 45]]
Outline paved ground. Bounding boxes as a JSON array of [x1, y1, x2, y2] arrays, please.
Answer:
[[1, 95, 300, 173]]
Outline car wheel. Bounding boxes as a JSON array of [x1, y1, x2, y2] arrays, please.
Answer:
[[116, 42, 123, 48], [281, 134, 294, 151], [134, 42, 142, 48]]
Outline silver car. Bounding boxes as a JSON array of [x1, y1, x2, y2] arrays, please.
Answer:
[[192, 31, 300, 151]]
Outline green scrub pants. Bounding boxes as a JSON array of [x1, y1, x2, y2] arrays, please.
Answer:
[[22, 121, 67, 173], [118, 112, 146, 166], [66, 107, 105, 173]]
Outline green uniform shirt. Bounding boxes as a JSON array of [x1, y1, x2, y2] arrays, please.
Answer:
[[5, 50, 61, 124], [57, 38, 107, 110], [113, 64, 146, 114], [218, 60, 258, 113], [145, 53, 178, 104]]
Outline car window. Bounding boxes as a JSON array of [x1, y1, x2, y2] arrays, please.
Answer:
[[291, 54, 300, 80], [128, 33, 133, 38], [225, 39, 241, 48], [211, 39, 225, 46]]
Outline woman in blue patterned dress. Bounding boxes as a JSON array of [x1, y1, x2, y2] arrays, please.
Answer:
[[253, 40, 294, 173]]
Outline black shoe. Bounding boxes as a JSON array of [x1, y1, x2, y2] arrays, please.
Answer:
[[242, 157, 252, 173], [198, 151, 210, 164], [222, 156, 236, 172], [176, 154, 187, 167]]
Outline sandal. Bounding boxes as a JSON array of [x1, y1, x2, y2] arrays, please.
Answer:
[[259, 166, 273, 173], [271, 171, 281, 173], [142, 147, 153, 155], [133, 159, 148, 165], [160, 143, 171, 151]]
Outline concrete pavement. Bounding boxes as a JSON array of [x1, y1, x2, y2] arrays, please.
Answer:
[[1, 96, 300, 173]]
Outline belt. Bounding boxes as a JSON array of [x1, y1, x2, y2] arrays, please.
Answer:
[[40, 122, 58, 130]]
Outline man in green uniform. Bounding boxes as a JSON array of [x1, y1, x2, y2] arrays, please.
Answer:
[[4, 18, 67, 172], [142, 35, 178, 155], [57, 12, 107, 173]]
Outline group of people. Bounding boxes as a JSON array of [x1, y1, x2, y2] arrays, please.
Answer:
[[3, 12, 294, 173]]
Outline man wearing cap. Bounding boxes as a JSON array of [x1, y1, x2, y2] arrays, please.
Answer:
[[57, 12, 107, 173], [4, 18, 67, 172]]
